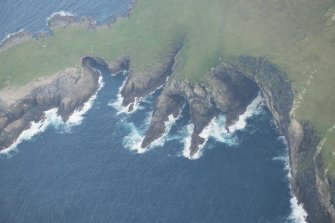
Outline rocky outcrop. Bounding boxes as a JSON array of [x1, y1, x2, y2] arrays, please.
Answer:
[[237, 56, 333, 223], [141, 62, 259, 156], [0, 56, 126, 151], [293, 122, 333, 223], [120, 45, 183, 111], [1, 4, 332, 220], [0, 30, 33, 51], [0, 11, 107, 52], [48, 12, 97, 32]]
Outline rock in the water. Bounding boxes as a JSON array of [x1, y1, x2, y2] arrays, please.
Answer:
[[141, 62, 259, 157], [0, 56, 125, 151]]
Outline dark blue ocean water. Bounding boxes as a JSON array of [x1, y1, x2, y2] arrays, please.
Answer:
[[0, 0, 131, 40], [0, 1, 299, 222]]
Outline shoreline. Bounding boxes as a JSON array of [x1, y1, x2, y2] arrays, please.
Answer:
[[0, 1, 332, 222], [0, 0, 135, 54]]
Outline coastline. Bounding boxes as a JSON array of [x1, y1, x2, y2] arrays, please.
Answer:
[[0, 2, 333, 222]]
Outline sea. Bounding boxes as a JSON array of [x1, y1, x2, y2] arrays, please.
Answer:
[[0, 1, 307, 222]]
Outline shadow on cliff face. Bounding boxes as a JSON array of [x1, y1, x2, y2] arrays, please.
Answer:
[[115, 54, 333, 222], [0, 56, 126, 152], [120, 58, 260, 158]]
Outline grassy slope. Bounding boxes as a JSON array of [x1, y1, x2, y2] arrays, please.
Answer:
[[0, 0, 334, 171]]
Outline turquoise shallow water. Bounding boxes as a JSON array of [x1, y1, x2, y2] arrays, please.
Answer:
[[0, 1, 299, 222]]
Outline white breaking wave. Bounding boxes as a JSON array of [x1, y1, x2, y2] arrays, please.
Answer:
[[273, 137, 308, 223], [122, 122, 147, 154], [122, 111, 181, 153], [109, 78, 164, 116], [0, 108, 62, 156], [47, 11, 76, 22], [108, 78, 144, 115], [66, 75, 104, 129], [289, 196, 308, 223], [228, 92, 264, 133], [181, 123, 203, 160], [181, 92, 264, 160], [150, 113, 181, 148], [0, 29, 24, 46], [0, 76, 104, 156]]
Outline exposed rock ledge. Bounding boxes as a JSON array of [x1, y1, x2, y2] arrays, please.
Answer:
[[1, 9, 333, 222], [0, 57, 123, 151], [141, 63, 259, 156], [118, 54, 334, 222], [238, 56, 334, 223]]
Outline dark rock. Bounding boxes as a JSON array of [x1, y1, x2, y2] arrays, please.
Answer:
[[0, 118, 29, 148], [141, 62, 259, 156], [238, 56, 333, 223], [48, 13, 77, 30], [294, 122, 332, 223], [121, 45, 182, 108], [0, 56, 126, 151], [0, 31, 33, 51]]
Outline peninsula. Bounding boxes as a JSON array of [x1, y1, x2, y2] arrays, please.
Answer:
[[1, 1, 335, 222]]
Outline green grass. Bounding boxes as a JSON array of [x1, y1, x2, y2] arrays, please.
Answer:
[[320, 129, 335, 178], [1, 0, 335, 169]]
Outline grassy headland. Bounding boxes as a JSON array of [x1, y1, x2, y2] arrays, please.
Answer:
[[1, 0, 335, 172]]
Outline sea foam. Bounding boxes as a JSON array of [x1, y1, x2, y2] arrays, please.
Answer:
[[273, 137, 308, 223], [109, 77, 165, 116], [0, 108, 61, 157], [0, 29, 25, 46], [47, 11, 76, 22], [0, 76, 104, 156], [228, 92, 264, 133], [66, 75, 104, 129], [122, 111, 181, 153], [108, 78, 144, 115], [181, 124, 202, 160], [180, 92, 264, 160]]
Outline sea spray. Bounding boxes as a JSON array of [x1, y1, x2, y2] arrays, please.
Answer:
[[181, 123, 203, 160], [47, 11, 76, 22], [122, 121, 147, 154], [109, 78, 164, 115], [122, 111, 182, 153], [0, 108, 62, 156], [228, 92, 264, 133], [109, 78, 144, 115], [0, 29, 25, 46], [66, 75, 104, 129], [273, 136, 308, 223], [180, 92, 264, 160], [150, 113, 182, 147], [0, 76, 104, 156]]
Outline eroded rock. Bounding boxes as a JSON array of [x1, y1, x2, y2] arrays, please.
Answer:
[[142, 62, 259, 157]]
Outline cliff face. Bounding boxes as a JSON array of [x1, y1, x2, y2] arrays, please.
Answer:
[[118, 54, 334, 222], [238, 56, 334, 223], [0, 57, 124, 151], [120, 45, 183, 110], [1, 11, 333, 221], [141, 63, 259, 155], [1, 46, 331, 221]]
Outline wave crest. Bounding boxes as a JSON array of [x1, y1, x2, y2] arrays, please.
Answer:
[[122, 111, 181, 153], [1, 76, 104, 156], [47, 11, 76, 22], [180, 93, 263, 160], [273, 137, 308, 223]]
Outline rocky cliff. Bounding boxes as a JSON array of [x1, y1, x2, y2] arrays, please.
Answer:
[[117, 54, 334, 222], [0, 56, 124, 151], [1, 8, 333, 222], [237, 56, 334, 223], [141, 63, 259, 155]]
